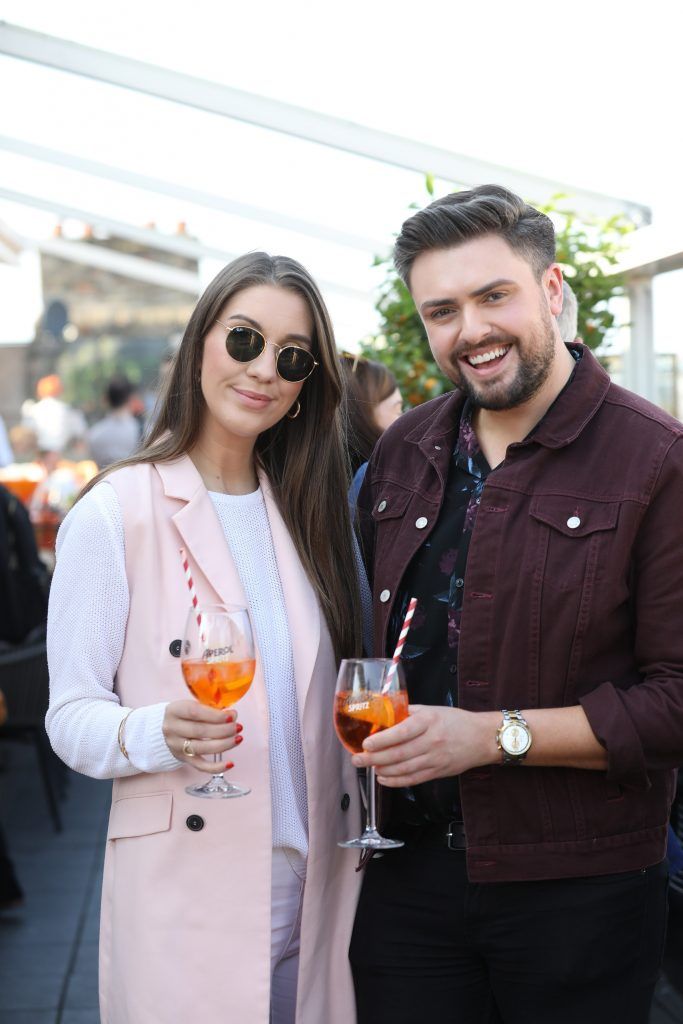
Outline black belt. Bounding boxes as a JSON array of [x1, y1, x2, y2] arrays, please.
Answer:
[[446, 820, 466, 850], [390, 819, 466, 851]]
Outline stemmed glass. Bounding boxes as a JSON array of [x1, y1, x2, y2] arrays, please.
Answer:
[[181, 603, 255, 799], [334, 658, 409, 849]]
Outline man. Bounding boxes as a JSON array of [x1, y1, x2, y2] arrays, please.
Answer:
[[87, 374, 140, 468], [350, 185, 682, 1024], [21, 374, 87, 456]]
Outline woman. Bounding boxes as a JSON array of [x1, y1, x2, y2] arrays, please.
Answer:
[[340, 353, 403, 507], [46, 254, 364, 1024]]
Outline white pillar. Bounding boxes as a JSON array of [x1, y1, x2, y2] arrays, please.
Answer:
[[624, 275, 656, 403]]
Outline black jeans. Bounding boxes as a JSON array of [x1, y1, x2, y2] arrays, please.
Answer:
[[350, 830, 668, 1024]]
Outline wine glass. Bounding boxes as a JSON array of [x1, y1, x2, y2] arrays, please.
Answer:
[[334, 658, 408, 849], [181, 603, 255, 798]]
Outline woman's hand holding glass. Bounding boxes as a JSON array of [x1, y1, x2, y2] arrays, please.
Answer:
[[169, 603, 256, 798], [162, 698, 242, 772]]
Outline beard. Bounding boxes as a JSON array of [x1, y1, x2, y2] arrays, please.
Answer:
[[444, 303, 557, 411]]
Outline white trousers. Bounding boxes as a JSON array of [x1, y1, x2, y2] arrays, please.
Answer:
[[270, 849, 305, 1024]]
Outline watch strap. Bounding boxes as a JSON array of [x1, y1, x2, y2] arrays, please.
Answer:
[[497, 708, 531, 764]]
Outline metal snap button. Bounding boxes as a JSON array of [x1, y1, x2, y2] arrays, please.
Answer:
[[379, 589, 391, 603], [567, 516, 581, 529], [377, 500, 387, 513], [415, 517, 428, 529], [341, 793, 350, 812], [455, 578, 464, 588], [169, 639, 182, 658], [186, 815, 204, 832]]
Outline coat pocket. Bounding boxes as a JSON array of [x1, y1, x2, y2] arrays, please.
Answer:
[[108, 791, 173, 840]]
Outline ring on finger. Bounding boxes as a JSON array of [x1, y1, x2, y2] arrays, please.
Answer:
[[182, 738, 196, 758]]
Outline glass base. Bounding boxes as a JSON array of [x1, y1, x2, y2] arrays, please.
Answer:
[[338, 828, 404, 850], [185, 774, 250, 799]]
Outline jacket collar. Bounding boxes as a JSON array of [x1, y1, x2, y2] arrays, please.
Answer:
[[155, 454, 320, 723], [523, 343, 611, 449], [404, 343, 611, 455]]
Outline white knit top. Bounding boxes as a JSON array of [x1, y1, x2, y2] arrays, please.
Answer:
[[46, 480, 308, 871]]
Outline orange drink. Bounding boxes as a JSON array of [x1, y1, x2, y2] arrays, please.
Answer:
[[182, 658, 255, 710], [0, 463, 45, 505], [334, 689, 409, 754]]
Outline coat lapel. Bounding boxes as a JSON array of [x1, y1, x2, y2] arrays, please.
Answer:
[[258, 469, 321, 724], [156, 457, 249, 611], [155, 457, 321, 725]]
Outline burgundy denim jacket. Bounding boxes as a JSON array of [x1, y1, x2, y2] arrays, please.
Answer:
[[357, 344, 683, 882]]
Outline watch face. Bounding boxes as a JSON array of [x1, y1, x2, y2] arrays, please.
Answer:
[[501, 723, 531, 755]]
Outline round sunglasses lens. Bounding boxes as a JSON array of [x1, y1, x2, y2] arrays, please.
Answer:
[[226, 326, 264, 362], [278, 347, 315, 382]]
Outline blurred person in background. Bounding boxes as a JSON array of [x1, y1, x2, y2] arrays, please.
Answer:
[[0, 416, 13, 468], [0, 683, 23, 914], [0, 818, 23, 911], [8, 425, 39, 464], [340, 352, 403, 508], [557, 279, 579, 343], [46, 252, 366, 1024], [21, 375, 87, 458], [87, 374, 141, 469]]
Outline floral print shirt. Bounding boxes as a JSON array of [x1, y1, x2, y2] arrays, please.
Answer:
[[387, 400, 490, 824]]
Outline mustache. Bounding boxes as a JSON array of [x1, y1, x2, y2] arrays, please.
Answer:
[[449, 333, 518, 365]]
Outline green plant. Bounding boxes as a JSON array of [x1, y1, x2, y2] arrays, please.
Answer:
[[360, 183, 633, 406]]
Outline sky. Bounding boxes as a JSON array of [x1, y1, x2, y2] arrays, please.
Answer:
[[1, 0, 682, 353]]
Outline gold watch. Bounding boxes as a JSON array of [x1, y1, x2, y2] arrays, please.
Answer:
[[496, 709, 532, 765]]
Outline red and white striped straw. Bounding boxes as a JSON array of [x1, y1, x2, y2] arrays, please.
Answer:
[[382, 596, 417, 692], [179, 547, 204, 640], [392, 597, 417, 663]]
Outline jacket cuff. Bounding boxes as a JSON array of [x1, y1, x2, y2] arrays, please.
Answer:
[[580, 684, 650, 790]]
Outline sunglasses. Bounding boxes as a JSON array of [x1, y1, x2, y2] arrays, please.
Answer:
[[216, 320, 318, 383]]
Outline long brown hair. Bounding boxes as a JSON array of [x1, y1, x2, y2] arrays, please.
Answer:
[[340, 353, 397, 473], [83, 253, 362, 661]]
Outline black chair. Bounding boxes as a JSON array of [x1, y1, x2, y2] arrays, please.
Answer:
[[0, 640, 64, 831]]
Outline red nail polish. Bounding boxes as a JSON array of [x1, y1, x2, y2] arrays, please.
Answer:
[[224, 761, 234, 771], [234, 735, 243, 745], [226, 713, 235, 723], [235, 723, 244, 734]]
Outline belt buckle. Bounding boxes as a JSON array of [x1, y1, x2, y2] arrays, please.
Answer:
[[447, 820, 465, 850]]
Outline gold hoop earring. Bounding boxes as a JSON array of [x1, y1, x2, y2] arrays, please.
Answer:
[[286, 400, 301, 420]]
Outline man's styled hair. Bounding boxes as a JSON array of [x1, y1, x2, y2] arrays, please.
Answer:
[[394, 184, 556, 287], [557, 280, 579, 344]]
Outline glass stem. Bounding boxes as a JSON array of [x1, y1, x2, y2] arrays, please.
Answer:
[[212, 752, 223, 778], [366, 766, 378, 833]]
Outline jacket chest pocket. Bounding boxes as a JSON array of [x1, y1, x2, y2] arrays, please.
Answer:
[[371, 489, 412, 549], [529, 496, 620, 592], [370, 487, 423, 606]]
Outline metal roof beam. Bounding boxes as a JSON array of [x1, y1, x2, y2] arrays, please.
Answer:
[[608, 224, 683, 279], [0, 21, 651, 225], [0, 215, 22, 263], [0, 184, 371, 301], [23, 235, 202, 293], [0, 137, 382, 254]]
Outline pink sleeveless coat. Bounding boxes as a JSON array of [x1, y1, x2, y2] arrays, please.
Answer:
[[100, 457, 361, 1023]]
